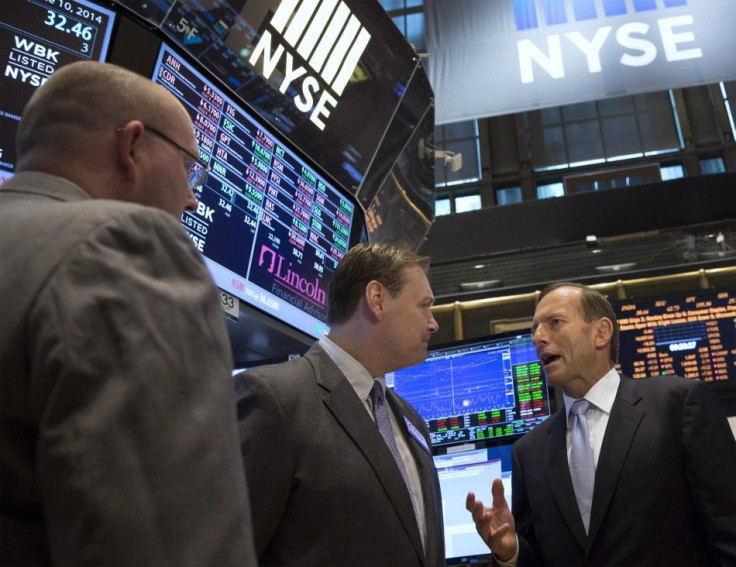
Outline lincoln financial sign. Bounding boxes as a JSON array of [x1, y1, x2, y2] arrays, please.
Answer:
[[426, 0, 736, 123]]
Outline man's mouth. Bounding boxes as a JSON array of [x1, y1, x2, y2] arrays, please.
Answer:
[[540, 352, 561, 366]]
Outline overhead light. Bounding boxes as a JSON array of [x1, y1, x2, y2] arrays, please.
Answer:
[[595, 263, 637, 273], [459, 279, 502, 291]]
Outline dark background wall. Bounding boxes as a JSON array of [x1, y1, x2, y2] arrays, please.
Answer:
[[421, 172, 736, 262]]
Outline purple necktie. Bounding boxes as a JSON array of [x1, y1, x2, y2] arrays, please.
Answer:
[[370, 380, 421, 529]]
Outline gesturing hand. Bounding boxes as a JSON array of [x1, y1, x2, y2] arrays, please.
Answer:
[[465, 478, 518, 562]]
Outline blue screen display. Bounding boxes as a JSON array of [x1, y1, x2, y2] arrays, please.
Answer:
[[388, 332, 552, 448]]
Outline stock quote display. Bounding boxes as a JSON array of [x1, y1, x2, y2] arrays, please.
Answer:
[[388, 333, 552, 448], [152, 44, 356, 338], [615, 288, 736, 383], [0, 0, 116, 181]]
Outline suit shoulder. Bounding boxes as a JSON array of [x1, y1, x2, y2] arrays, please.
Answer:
[[618, 375, 724, 422], [233, 356, 314, 398], [390, 389, 424, 422], [625, 374, 702, 397], [80, 200, 187, 237], [515, 411, 559, 451], [3, 190, 188, 249]]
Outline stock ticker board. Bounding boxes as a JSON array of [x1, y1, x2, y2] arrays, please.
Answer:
[[152, 43, 357, 338], [615, 288, 736, 384]]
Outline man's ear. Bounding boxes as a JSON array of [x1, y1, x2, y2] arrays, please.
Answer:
[[594, 317, 613, 351], [365, 280, 384, 321], [115, 121, 144, 182]]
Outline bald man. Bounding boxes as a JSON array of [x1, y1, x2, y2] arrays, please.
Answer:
[[0, 62, 256, 565]]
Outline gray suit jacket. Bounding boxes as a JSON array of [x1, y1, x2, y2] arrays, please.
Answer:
[[512, 374, 736, 566], [0, 172, 256, 566], [235, 343, 445, 566]]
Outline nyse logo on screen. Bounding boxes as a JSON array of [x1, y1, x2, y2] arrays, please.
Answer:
[[512, 0, 702, 84], [249, 0, 371, 130]]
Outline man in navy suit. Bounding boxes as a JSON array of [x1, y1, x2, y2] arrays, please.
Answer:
[[467, 282, 736, 566], [235, 243, 445, 566]]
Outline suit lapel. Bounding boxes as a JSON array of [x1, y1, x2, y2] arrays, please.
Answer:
[[588, 377, 643, 542], [543, 409, 589, 549], [307, 346, 426, 565]]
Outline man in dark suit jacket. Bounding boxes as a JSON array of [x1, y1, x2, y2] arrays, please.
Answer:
[[467, 282, 736, 566], [235, 243, 445, 566], [0, 61, 256, 565]]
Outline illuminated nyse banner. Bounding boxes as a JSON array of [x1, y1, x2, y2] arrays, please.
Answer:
[[0, 0, 116, 181], [427, 0, 736, 123], [615, 288, 736, 383], [152, 44, 355, 338]]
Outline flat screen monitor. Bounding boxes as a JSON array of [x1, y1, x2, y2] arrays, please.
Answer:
[[387, 331, 552, 449], [613, 287, 736, 413], [434, 445, 513, 565], [0, 0, 116, 182], [151, 42, 362, 339]]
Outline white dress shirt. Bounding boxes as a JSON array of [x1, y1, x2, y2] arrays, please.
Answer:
[[563, 368, 620, 469], [498, 368, 621, 567]]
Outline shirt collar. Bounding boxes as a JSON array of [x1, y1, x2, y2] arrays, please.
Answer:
[[319, 335, 378, 402], [564, 367, 620, 420]]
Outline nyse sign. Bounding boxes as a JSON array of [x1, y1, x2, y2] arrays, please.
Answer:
[[248, 0, 371, 131], [518, 15, 701, 83], [426, 0, 736, 123]]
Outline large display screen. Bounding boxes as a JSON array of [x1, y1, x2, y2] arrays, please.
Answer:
[[387, 332, 552, 448], [434, 445, 512, 565], [614, 287, 736, 413], [0, 0, 116, 182], [146, 0, 418, 193], [152, 43, 360, 338]]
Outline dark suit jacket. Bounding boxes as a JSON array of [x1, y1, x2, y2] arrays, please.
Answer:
[[511, 374, 736, 566], [0, 173, 256, 566], [235, 343, 445, 566]]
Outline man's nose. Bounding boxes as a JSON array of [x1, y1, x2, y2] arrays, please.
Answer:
[[532, 325, 546, 345], [185, 188, 198, 212], [428, 312, 439, 333]]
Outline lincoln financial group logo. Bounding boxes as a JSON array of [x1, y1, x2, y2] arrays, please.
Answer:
[[249, 0, 371, 130], [511, 0, 702, 83]]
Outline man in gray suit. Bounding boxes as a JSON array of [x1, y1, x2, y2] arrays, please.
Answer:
[[467, 282, 736, 566], [235, 242, 445, 566], [0, 61, 257, 565]]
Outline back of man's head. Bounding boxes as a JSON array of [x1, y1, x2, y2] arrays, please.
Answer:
[[16, 61, 174, 172], [326, 243, 430, 325]]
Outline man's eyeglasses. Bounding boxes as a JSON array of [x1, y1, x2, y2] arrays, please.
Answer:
[[116, 124, 211, 189]]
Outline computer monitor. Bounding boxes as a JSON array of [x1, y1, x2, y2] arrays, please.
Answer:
[[150, 42, 363, 339], [613, 286, 736, 413], [434, 444, 513, 565], [387, 331, 552, 449], [0, 0, 117, 182]]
